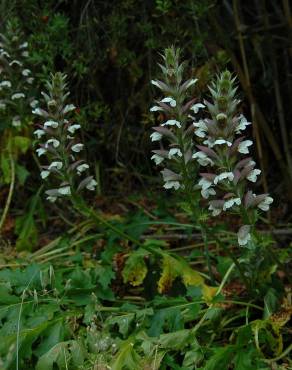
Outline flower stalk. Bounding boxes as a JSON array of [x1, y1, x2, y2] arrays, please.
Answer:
[[150, 46, 215, 282]]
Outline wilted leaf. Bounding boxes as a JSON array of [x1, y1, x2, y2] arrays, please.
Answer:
[[122, 248, 149, 286]]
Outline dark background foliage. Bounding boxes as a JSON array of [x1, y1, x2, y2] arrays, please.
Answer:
[[1, 0, 292, 204]]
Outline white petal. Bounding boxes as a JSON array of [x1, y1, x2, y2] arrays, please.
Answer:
[[67, 124, 81, 134], [11, 93, 25, 100], [63, 104, 76, 114], [36, 148, 46, 157], [161, 97, 176, 107], [58, 186, 71, 195], [198, 178, 213, 190], [246, 169, 261, 182], [214, 172, 234, 184], [214, 139, 232, 147], [150, 132, 162, 142], [34, 129, 45, 139], [48, 161, 63, 170], [163, 181, 180, 190], [71, 144, 84, 152], [190, 103, 205, 114], [161, 119, 181, 128], [150, 106, 163, 112], [151, 154, 164, 165], [238, 140, 253, 154], [168, 148, 182, 159], [86, 179, 97, 190], [44, 120, 59, 128], [77, 164, 89, 173], [46, 139, 60, 148], [41, 170, 50, 179]]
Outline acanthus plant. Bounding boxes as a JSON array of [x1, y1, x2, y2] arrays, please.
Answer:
[[33, 72, 97, 203], [149, 46, 219, 282], [0, 19, 37, 132], [0, 19, 37, 232], [192, 70, 273, 248], [150, 46, 204, 208]]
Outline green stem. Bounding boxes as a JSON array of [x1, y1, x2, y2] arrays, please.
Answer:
[[214, 234, 251, 291], [0, 150, 15, 233]]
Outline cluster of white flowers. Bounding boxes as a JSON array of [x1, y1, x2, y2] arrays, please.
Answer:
[[149, 47, 205, 191], [0, 24, 37, 130], [34, 72, 97, 202], [191, 71, 273, 247]]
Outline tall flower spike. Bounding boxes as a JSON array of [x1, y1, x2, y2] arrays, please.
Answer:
[[0, 18, 37, 132], [150, 46, 204, 193], [192, 71, 273, 247], [34, 72, 97, 202]]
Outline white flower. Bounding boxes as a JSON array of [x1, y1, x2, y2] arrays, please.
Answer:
[[151, 154, 164, 165], [0, 50, 10, 58], [247, 169, 261, 182], [63, 104, 76, 114], [185, 79, 198, 89], [86, 179, 97, 190], [46, 139, 60, 148], [22, 51, 29, 58], [150, 132, 162, 142], [36, 148, 46, 157], [192, 151, 214, 166], [198, 177, 213, 190], [161, 119, 181, 128], [257, 196, 273, 211], [11, 93, 25, 100], [9, 60, 22, 67], [214, 172, 234, 184], [163, 181, 180, 190], [238, 140, 253, 154], [22, 69, 31, 76], [161, 97, 176, 107], [190, 103, 205, 114], [47, 195, 57, 202], [151, 80, 161, 88], [48, 161, 63, 170], [77, 163, 89, 174], [41, 170, 50, 179], [44, 120, 59, 128], [203, 138, 215, 147], [0, 80, 11, 88], [168, 148, 182, 159], [223, 197, 241, 211], [71, 143, 84, 152], [0, 102, 6, 110], [68, 124, 81, 134], [237, 225, 251, 246], [34, 129, 45, 139], [30, 100, 39, 108], [58, 186, 71, 195], [201, 187, 216, 199], [193, 119, 208, 138], [236, 115, 251, 133], [208, 203, 222, 216], [26, 77, 34, 84], [32, 108, 47, 117], [150, 106, 163, 112], [19, 42, 28, 49], [12, 117, 21, 127], [213, 139, 232, 147]]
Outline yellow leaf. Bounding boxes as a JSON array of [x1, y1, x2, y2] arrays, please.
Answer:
[[202, 284, 218, 303]]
